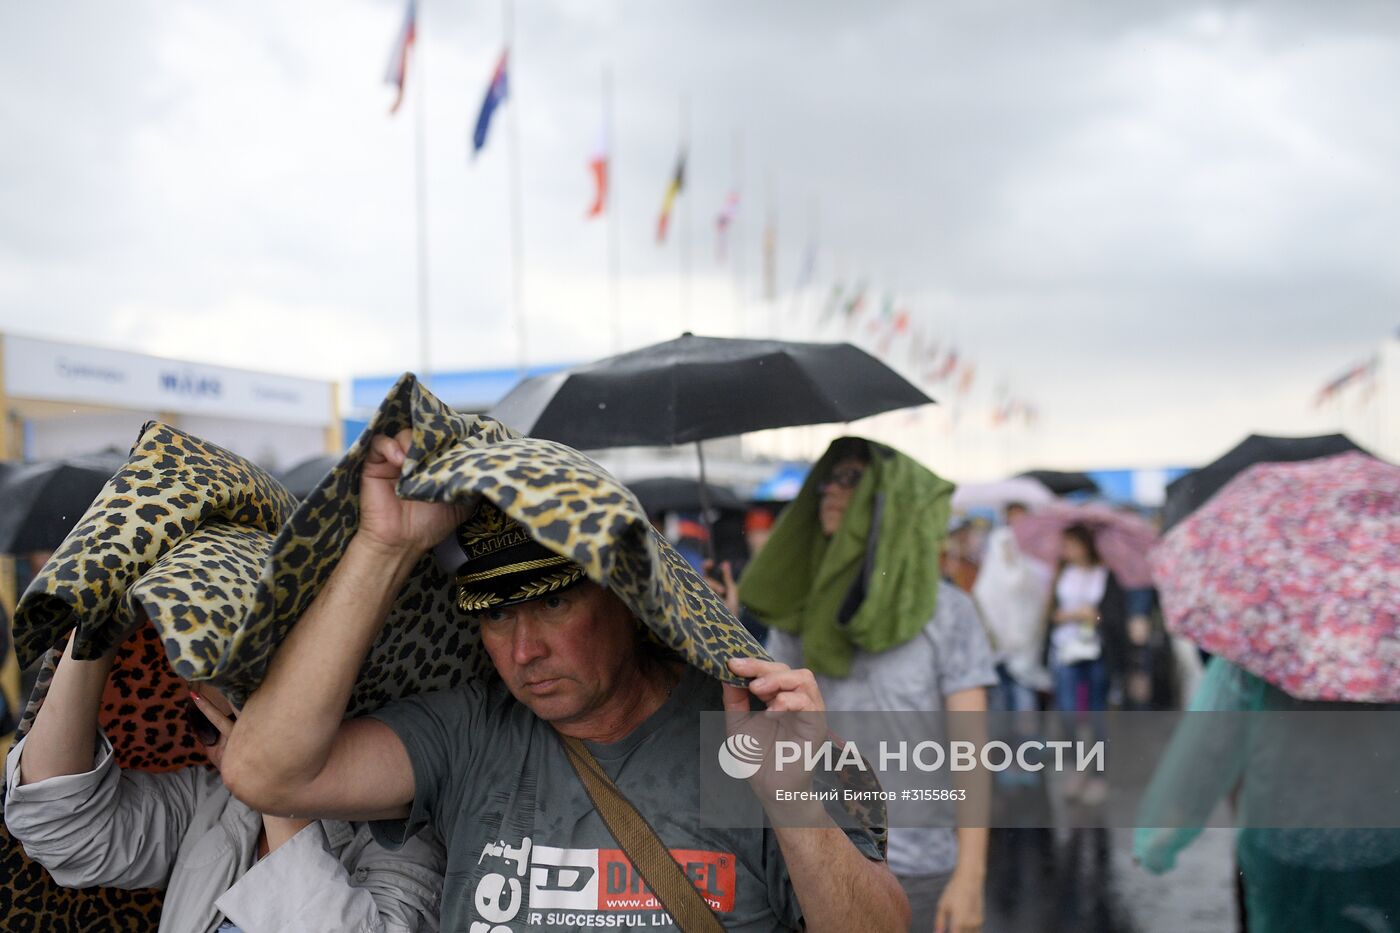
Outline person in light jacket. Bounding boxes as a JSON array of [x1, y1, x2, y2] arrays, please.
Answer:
[[5, 623, 444, 933]]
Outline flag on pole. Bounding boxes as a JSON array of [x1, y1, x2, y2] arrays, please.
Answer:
[[656, 151, 686, 243], [586, 125, 608, 218], [715, 190, 740, 258], [907, 325, 925, 368], [956, 362, 977, 395], [878, 308, 910, 353], [384, 0, 417, 115], [1313, 356, 1378, 408], [472, 49, 510, 156], [927, 348, 959, 383], [991, 397, 1036, 428], [866, 294, 892, 334], [842, 280, 868, 319], [990, 383, 1011, 427]]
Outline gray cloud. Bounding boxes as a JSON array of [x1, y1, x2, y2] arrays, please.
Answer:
[[0, 0, 1395, 476]]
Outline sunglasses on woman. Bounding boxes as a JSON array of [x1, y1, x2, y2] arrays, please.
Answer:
[[820, 466, 866, 491]]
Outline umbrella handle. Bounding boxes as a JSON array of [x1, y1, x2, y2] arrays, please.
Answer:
[[695, 440, 716, 564]]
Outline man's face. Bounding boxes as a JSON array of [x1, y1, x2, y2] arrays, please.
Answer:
[[818, 456, 868, 537], [475, 581, 642, 726]]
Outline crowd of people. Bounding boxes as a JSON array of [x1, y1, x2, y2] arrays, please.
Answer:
[[0, 383, 1394, 933]]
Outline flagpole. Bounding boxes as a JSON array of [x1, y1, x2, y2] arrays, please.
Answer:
[[788, 193, 816, 333], [679, 94, 691, 334], [730, 131, 743, 335], [503, 0, 527, 375], [604, 65, 622, 353], [413, 4, 431, 386], [765, 169, 777, 338]]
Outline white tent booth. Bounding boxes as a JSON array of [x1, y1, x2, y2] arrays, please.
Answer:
[[0, 334, 340, 469]]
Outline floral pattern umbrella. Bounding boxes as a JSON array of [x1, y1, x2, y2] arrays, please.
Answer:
[[1011, 501, 1159, 589], [1151, 452, 1400, 703]]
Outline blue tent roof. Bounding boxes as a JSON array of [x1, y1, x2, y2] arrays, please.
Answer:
[[350, 363, 576, 413], [753, 462, 811, 501]]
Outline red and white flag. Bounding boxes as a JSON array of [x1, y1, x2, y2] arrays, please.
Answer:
[[384, 0, 417, 115], [586, 126, 608, 218]]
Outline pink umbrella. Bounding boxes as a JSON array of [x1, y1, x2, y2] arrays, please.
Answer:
[[1151, 452, 1399, 703], [1011, 501, 1158, 588]]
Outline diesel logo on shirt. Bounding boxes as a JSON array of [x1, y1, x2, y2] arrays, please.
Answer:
[[599, 849, 736, 913], [518, 843, 737, 916]]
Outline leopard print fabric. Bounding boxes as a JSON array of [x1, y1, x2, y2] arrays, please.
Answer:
[[14, 422, 295, 670], [13, 623, 205, 769], [5, 424, 283, 928], [240, 373, 886, 848], [0, 832, 164, 933], [235, 373, 768, 715], [396, 437, 769, 684], [2, 621, 205, 929]]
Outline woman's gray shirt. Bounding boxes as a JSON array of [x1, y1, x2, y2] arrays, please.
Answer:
[[4, 731, 444, 933]]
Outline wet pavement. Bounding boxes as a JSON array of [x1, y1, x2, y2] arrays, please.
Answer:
[[980, 771, 1238, 932], [984, 826, 1238, 932]]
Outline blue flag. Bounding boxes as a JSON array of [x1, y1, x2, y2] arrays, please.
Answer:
[[472, 50, 509, 156]]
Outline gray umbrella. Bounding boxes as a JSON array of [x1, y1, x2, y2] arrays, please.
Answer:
[[489, 333, 932, 561], [1161, 433, 1369, 531], [488, 333, 934, 449], [627, 477, 745, 516], [0, 449, 128, 555], [1015, 469, 1100, 497], [277, 454, 340, 500]]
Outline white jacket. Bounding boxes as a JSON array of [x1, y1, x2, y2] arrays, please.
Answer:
[[972, 526, 1053, 690], [4, 732, 443, 933]]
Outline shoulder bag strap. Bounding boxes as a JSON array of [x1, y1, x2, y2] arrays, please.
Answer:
[[558, 734, 727, 933]]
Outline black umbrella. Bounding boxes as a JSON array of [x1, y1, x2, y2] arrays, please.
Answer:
[[489, 333, 932, 559], [1161, 433, 1369, 531], [488, 333, 934, 449], [0, 450, 128, 555], [1016, 469, 1100, 497], [277, 454, 339, 500], [627, 477, 745, 516]]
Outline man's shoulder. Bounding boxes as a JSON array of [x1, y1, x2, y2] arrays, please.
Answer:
[[935, 577, 980, 622], [917, 582, 985, 645]]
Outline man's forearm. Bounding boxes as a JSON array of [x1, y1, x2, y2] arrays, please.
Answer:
[[772, 807, 911, 933], [226, 535, 419, 792]]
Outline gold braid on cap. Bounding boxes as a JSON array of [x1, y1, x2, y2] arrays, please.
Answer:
[[455, 555, 586, 612], [458, 591, 504, 612], [456, 554, 573, 585], [510, 567, 586, 601]]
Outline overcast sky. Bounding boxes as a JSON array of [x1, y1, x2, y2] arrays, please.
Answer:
[[3, 1, 1397, 479]]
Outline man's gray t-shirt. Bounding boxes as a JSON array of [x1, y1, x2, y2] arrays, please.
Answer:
[[370, 665, 881, 932], [766, 581, 997, 877]]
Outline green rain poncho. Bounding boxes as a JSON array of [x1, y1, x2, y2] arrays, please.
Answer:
[[738, 437, 954, 677]]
